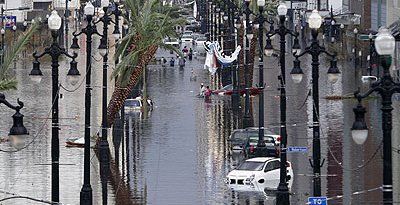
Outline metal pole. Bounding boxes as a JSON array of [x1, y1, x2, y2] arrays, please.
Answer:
[[256, 6, 266, 157], [242, 2, 251, 128], [99, 6, 110, 205], [1, 6, 3, 66], [382, 89, 393, 205], [276, 14, 290, 205], [50, 31, 60, 204], [80, 14, 93, 205], [65, 0, 69, 50], [311, 29, 321, 197]]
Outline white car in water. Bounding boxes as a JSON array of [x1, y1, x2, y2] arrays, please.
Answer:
[[226, 157, 293, 192]]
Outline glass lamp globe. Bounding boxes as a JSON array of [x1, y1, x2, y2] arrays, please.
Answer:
[[277, 2, 288, 16], [48, 10, 62, 30], [308, 10, 322, 29], [374, 27, 395, 55], [84, 1, 95, 16], [101, 0, 110, 7], [351, 104, 368, 145], [257, 0, 265, 7]]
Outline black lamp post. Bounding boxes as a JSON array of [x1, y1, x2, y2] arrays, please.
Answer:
[[71, 2, 102, 204], [367, 33, 378, 77], [264, 2, 301, 203], [111, 0, 121, 39], [351, 27, 398, 205], [1, 27, 4, 66], [353, 27, 358, 68], [232, 14, 241, 120], [254, 0, 266, 157], [291, 9, 340, 198], [29, 10, 80, 204], [97, 0, 118, 203], [242, 0, 252, 128], [0, 93, 29, 149]]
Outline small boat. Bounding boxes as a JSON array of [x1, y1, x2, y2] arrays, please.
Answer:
[[65, 137, 84, 147]]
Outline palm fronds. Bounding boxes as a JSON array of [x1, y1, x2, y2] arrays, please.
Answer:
[[0, 20, 40, 91]]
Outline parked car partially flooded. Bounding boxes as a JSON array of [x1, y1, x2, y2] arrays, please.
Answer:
[[226, 157, 293, 192]]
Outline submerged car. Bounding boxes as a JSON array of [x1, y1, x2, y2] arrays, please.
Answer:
[[228, 127, 281, 156], [226, 157, 293, 192], [180, 34, 193, 43], [245, 135, 279, 158], [124, 97, 153, 113]]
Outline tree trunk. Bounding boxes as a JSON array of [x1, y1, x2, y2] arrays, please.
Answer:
[[106, 45, 158, 127]]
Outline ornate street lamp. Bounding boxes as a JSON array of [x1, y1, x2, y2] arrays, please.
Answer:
[[351, 27, 397, 205], [29, 10, 79, 204], [291, 9, 339, 198], [71, 2, 102, 204], [242, 0, 252, 128], [263, 2, 300, 204]]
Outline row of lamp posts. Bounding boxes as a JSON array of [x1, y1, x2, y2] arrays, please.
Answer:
[[206, 0, 339, 203], [28, 0, 122, 204], [204, 0, 400, 204]]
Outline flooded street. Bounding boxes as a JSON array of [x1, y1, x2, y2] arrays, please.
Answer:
[[0, 34, 399, 204]]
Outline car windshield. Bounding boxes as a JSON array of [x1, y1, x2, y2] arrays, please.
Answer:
[[230, 132, 248, 144], [182, 34, 192, 38], [125, 100, 141, 107], [197, 37, 207, 41], [236, 161, 265, 171], [248, 136, 275, 145]]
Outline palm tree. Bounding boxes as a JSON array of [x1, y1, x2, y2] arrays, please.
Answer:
[[0, 21, 39, 91], [106, 0, 185, 126]]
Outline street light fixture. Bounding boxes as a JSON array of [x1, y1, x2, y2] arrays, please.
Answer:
[[0, 94, 29, 149], [29, 10, 79, 204], [351, 27, 397, 205], [242, 0, 252, 128], [71, 2, 102, 204], [263, 2, 301, 204], [291, 9, 339, 198]]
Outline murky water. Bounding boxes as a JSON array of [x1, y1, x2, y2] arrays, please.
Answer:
[[0, 31, 399, 205]]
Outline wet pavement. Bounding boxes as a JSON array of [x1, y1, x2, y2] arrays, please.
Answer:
[[0, 31, 399, 205]]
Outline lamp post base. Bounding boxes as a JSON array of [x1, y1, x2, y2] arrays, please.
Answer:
[[80, 184, 93, 205], [243, 115, 251, 128], [276, 183, 290, 205]]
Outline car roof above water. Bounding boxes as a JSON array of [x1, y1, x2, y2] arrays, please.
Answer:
[[245, 157, 277, 163]]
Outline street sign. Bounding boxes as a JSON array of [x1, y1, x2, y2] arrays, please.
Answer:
[[358, 34, 376, 41], [287, 147, 308, 152], [308, 197, 328, 205], [1, 16, 16, 28]]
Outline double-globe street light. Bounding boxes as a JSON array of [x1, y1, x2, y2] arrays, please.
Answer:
[[29, 10, 80, 204], [70, 2, 103, 204], [290, 9, 340, 198], [351, 27, 398, 205], [263, 2, 301, 203]]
